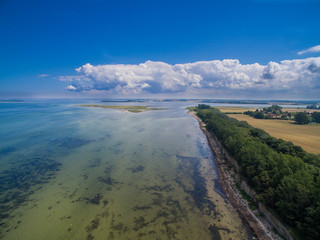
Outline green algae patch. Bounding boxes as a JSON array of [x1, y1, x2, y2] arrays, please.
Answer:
[[77, 104, 165, 113]]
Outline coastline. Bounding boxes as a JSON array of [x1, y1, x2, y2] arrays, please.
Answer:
[[189, 111, 277, 240]]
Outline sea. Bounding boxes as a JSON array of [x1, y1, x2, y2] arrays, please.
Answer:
[[0, 99, 260, 240]]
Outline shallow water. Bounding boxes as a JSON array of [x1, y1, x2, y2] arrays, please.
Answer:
[[0, 100, 249, 240]]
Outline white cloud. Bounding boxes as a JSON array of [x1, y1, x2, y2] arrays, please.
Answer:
[[298, 45, 320, 55], [38, 74, 50, 78], [74, 61, 202, 93], [66, 85, 77, 90], [60, 57, 320, 98]]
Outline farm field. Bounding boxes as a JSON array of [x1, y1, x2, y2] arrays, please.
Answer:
[[216, 107, 256, 113], [224, 113, 320, 154]]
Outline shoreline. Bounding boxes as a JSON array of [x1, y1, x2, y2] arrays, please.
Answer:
[[189, 111, 276, 240]]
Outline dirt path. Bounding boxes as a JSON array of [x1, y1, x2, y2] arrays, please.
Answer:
[[189, 111, 274, 240]]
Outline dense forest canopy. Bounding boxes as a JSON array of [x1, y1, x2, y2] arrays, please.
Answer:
[[194, 105, 320, 240]]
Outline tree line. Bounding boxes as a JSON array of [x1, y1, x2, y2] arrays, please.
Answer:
[[194, 105, 320, 239], [307, 104, 320, 110], [244, 105, 292, 120], [295, 111, 320, 124], [243, 104, 320, 124]]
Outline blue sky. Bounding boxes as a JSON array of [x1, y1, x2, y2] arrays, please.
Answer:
[[1, 0, 320, 99]]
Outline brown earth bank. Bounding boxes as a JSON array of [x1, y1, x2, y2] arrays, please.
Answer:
[[189, 111, 283, 240]]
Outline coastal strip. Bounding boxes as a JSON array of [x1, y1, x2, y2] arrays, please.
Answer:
[[189, 111, 274, 240]]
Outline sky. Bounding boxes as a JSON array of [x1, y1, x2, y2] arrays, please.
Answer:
[[0, 0, 320, 100]]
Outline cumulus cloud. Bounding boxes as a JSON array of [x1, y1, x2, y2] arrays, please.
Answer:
[[298, 45, 320, 55], [66, 85, 77, 90], [60, 57, 320, 98], [72, 61, 202, 93]]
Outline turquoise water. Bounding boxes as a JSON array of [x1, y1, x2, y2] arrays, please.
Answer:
[[0, 100, 248, 240]]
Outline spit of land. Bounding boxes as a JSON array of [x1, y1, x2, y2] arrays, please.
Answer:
[[77, 104, 164, 113]]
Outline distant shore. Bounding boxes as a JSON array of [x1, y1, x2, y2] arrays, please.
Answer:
[[189, 111, 278, 240]]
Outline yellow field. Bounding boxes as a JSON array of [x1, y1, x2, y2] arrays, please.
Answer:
[[217, 107, 256, 113], [225, 114, 320, 154]]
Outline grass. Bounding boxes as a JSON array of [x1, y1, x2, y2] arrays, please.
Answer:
[[234, 182, 257, 210], [77, 104, 164, 113], [225, 113, 320, 154]]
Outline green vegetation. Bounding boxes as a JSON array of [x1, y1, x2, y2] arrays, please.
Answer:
[[193, 104, 320, 240], [244, 104, 320, 125], [197, 104, 212, 109], [244, 105, 293, 120], [293, 111, 320, 125], [234, 182, 257, 210], [313, 112, 320, 123], [77, 104, 164, 113], [307, 104, 320, 110], [224, 113, 320, 154], [291, 111, 320, 125], [295, 112, 311, 125]]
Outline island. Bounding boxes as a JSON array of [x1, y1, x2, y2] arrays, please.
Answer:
[[77, 104, 165, 113]]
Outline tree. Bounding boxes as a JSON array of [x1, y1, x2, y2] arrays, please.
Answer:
[[307, 104, 319, 109], [197, 104, 211, 109], [312, 112, 320, 123], [255, 111, 265, 119], [271, 105, 283, 113], [264, 105, 282, 113], [295, 112, 310, 125], [194, 106, 320, 238]]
